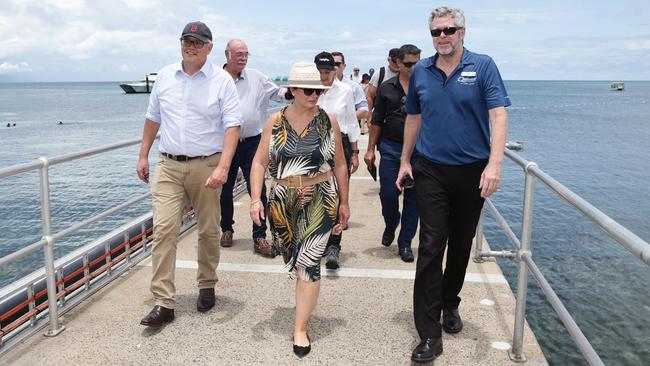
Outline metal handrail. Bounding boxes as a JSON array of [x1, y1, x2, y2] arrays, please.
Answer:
[[0, 136, 156, 338], [0, 137, 146, 179], [474, 148, 649, 365], [504, 149, 650, 266]]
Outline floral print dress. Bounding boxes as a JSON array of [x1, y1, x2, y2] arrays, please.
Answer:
[[267, 106, 339, 281]]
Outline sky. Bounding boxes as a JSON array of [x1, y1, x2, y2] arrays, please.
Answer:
[[1, 0, 650, 82]]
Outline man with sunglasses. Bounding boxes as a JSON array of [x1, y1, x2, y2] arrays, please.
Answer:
[[136, 21, 242, 326], [365, 44, 421, 263], [396, 7, 510, 363], [314, 51, 360, 270], [219, 39, 286, 258], [331, 51, 369, 132]]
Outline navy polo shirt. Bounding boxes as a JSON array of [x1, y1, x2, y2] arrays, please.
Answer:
[[405, 48, 510, 165]]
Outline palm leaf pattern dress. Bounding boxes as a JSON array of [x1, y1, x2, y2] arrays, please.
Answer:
[[268, 106, 339, 282]]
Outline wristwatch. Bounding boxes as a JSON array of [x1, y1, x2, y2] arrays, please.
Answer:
[[351, 149, 360, 154]]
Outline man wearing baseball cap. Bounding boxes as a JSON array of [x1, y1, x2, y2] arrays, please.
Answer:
[[313, 51, 360, 270], [137, 21, 242, 326]]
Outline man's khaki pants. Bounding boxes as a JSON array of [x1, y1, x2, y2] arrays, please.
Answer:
[[150, 153, 222, 309]]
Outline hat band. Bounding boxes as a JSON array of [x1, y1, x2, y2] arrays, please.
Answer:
[[286, 79, 323, 87]]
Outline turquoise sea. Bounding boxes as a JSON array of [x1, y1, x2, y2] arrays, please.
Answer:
[[0, 81, 649, 365]]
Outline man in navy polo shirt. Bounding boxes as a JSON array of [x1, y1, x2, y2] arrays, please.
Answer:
[[397, 6, 509, 363]]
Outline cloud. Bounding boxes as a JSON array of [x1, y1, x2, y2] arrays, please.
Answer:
[[119, 64, 135, 72], [624, 38, 650, 50], [339, 31, 353, 40], [0, 62, 32, 74]]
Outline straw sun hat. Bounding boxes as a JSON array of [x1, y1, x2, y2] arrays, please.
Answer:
[[284, 62, 330, 89]]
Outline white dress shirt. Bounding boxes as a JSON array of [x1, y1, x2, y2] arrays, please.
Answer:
[[318, 79, 360, 143], [350, 74, 362, 84], [342, 77, 369, 111], [232, 68, 286, 138], [146, 61, 242, 157]]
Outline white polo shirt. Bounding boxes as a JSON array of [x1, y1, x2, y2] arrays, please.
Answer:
[[318, 79, 360, 143], [232, 68, 286, 139], [146, 61, 242, 157]]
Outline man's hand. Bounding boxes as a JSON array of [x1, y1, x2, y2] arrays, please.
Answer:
[[250, 200, 265, 226], [479, 161, 502, 198], [364, 149, 375, 168], [396, 162, 413, 192], [205, 166, 228, 188], [350, 154, 359, 175], [136, 158, 150, 183]]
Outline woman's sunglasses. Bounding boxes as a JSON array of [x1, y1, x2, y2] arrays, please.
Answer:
[[300, 88, 324, 96], [430, 27, 462, 37]]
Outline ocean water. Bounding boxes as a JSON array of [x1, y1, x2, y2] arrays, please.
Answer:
[[0, 81, 649, 365]]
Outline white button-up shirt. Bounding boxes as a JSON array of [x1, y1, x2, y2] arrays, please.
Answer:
[[146, 61, 242, 156], [318, 79, 360, 143], [232, 68, 286, 138]]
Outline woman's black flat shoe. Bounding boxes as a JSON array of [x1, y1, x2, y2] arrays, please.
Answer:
[[293, 334, 311, 357]]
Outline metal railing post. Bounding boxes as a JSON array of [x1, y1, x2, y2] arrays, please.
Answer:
[[39, 158, 65, 337], [509, 161, 537, 362], [473, 208, 485, 262]]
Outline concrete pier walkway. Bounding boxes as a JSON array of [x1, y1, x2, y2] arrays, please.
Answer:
[[3, 135, 547, 365]]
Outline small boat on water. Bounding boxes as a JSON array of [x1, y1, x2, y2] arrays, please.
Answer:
[[610, 82, 624, 91], [119, 73, 157, 94], [506, 140, 523, 151]]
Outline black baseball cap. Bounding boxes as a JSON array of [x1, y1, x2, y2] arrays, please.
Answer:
[[181, 21, 212, 43], [314, 51, 335, 70]]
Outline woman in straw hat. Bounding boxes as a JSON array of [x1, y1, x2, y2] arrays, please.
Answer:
[[249, 62, 350, 357]]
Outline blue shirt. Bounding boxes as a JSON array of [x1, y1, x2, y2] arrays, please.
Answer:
[[405, 48, 510, 165], [146, 61, 242, 157]]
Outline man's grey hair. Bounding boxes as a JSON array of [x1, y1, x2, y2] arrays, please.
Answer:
[[429, 6, 465, 28], [225, 39, 246, 52]]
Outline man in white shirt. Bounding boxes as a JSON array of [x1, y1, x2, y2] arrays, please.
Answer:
[[219, 39, 286, 257], [350, 66, 362, 83], [331, 52, 369, 127], [314, 51, 360, 269], [136, 21, 242, 326], [367, 48, 400, 113]]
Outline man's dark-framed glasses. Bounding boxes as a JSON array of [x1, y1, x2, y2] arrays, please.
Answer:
[[430, 27, 461, 37], [301, 88, 324, 96], [401, 61, 417, 68], [180, 37, 208, 49], [334, 61, 342, 67]]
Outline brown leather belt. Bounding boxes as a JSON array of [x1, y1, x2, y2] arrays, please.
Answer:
[[273, 171, 333, 189]]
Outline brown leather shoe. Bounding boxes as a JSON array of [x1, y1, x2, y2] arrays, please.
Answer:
[[197, 288, 216, 312], [140, 305, 174, 326], [220, 230, 233, 247], [253, 238, 276, 258]]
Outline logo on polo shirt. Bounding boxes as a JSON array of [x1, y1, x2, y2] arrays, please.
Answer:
[[457, 71, 477, 85]]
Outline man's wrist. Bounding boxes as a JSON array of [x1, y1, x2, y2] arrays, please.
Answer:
[[351, 149, 360, 154]]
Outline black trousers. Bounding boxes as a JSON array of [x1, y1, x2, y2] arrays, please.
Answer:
[[325, 133, 352, 250], [412, 157, 486, 339]]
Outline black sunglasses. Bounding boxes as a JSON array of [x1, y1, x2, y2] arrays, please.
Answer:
[[300, 88, 324, 96], [401, 61, 417, 68], [430, 27, 462, 37], [334, 61, 342, 67]]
